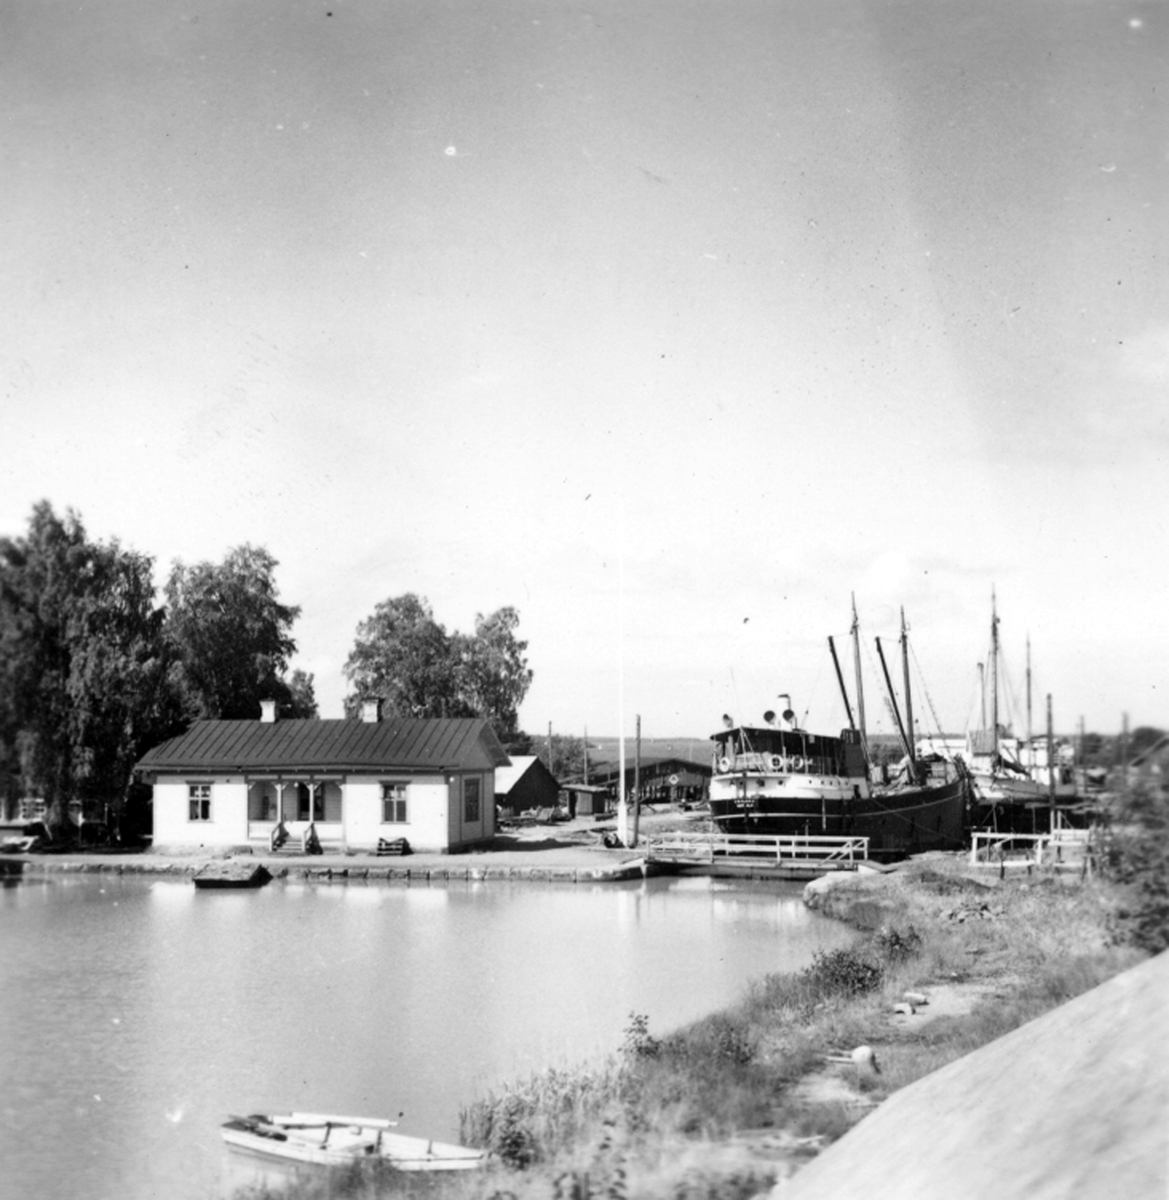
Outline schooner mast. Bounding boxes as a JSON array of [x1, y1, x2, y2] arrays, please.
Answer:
[[851, 594, 870, 764]]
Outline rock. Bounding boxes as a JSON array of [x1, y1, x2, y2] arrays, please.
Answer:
[[851, 1045, 880, 1073], [781, 951, 1169, 1200]]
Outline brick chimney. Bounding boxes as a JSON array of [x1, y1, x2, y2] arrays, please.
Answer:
[[260, 699, 277, 723], [361, 698, 381, 723]]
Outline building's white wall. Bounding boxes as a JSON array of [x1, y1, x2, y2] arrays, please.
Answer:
[[152, 777, 248, 847], [344, 775, 450, 852], [152, 769, 496, 852]]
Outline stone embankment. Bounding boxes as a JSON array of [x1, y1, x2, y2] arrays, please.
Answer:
[[12, 821, 653, 885]]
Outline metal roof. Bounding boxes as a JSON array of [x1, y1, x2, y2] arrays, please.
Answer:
[[135, 717, 510, 775], [493, 755, 539, 793]]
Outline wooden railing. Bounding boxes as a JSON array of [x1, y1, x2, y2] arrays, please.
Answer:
[[645, 831, 869, 866], [969, 827, 1097, 870]]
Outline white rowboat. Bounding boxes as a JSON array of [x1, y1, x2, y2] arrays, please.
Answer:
[[221, 1112, 485, 1172]]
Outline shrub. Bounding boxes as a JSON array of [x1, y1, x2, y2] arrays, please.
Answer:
[[872, 924, 922, 962], [493, 1096, 538, 1170], [622, 1012, 661, 1060], [1101, 781, 1169, 953], [802, 947, 883, 999]]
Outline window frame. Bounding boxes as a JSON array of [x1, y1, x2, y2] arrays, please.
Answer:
[[464, 776, 481, 823], [188, 782, 212, 822], [381, 781, 409, 824]]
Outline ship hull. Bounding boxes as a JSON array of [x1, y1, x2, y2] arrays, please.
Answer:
[[710, 776, 968, 859]]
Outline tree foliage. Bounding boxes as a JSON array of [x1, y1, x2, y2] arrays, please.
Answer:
[[0, 506, 312, 831], [164, 545, 301, 720], [0, 503, 175, 827], [344, 594, 532, 736], [456, 607, 533, 741], [528, 733, 588, 782], [283, 668, 319, 719]]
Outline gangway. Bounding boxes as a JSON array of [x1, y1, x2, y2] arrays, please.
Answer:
[[644, 832, 870, 879]]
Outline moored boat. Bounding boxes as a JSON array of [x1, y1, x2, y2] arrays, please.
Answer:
[[963, 592, 1072, 831], [708, 602, 969, 860], [220, 1112, 485, 1172]]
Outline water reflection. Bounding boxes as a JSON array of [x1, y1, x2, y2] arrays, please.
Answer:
[[1, 873, 853, 1200]]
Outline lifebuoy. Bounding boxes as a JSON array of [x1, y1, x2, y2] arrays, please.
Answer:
[[717, 756, 732, 773], [769, 754, 784, 772], [790, 756, 806, 772]]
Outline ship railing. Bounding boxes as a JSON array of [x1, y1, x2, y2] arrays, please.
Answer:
[[718, 753, 830, 775], [644, 831, 869, 865]]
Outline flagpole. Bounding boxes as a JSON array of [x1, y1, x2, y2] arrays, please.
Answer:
[[616, 498, 627, 845]]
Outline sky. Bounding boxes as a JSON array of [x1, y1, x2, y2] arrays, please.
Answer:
[[3, 0, 1167, 742]]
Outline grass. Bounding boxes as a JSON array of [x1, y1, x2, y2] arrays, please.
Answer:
[[232, 850, 1157, 1200]]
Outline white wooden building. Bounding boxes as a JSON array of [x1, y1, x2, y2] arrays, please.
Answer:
[[135, 700, 509, 854]]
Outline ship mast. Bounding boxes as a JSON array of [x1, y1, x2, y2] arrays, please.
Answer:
[[990, 589, 1000, 764], [828, 636, 857, 732], [875, 635, 913, 764], [900, 608, 916, 768], [850, 594, 870, 764]]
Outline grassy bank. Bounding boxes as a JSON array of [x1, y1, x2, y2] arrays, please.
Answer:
[[233, 853, 1152, 1200]]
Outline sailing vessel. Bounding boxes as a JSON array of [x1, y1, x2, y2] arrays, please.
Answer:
[[963, 593, 1058, 828], [708, 602, 968, 859]]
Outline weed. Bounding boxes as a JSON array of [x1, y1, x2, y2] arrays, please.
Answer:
[[871, 924, 921, 962], [494, 1096, 539, 1170], [622, 1013, 661, 1061]]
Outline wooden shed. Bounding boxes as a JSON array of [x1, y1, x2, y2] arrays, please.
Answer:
[[494, 755, 561, 816]]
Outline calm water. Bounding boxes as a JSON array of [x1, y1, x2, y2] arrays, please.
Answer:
[[0, 872, 853, 1200]]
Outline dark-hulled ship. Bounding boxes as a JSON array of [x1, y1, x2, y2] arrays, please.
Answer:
[[707, 602, 969, 860]]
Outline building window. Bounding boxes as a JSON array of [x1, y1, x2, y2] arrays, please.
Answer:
[[464, 777, 480, 823], [382, 783, 408, 823], [188, 783, 212, 821]]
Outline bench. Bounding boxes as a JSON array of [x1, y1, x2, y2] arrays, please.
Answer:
[[376, 837, 412, 857]]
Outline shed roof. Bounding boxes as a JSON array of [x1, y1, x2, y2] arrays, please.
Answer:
[[493, 755, 537, 793], [493, 755, 560, 793], [136, 717, 510, 775]]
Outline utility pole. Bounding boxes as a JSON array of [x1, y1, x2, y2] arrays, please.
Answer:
[[631, 714, 642, 847], [1046, 694, 1055, 832]]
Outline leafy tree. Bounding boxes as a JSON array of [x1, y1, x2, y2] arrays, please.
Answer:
[[1078, 731, 1108, 765], [1129, 726, 1167, 759], [164, 545, 300, 720], [456, 607, 533, 741], [344, 594, 469, 718], [282, 668, 318, 718], [529, 733, 587, 782], [0, 503, 175, 831], [343, 595, 533, 733]]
